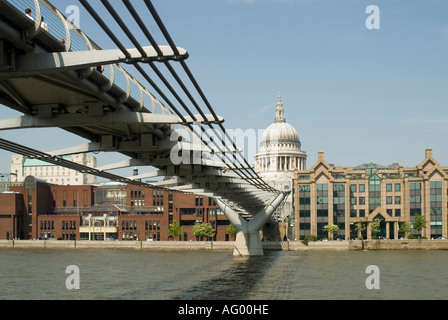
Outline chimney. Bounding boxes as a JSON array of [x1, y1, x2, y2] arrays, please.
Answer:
[[425, 148, 432, 158], [318, 151, 324, 162]]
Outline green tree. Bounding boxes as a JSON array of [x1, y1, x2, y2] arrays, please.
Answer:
[[323, 223, 339, 240], [398, 222, 411, 239], [370, 218, 382, 237], [193, 222, 215, 240], [301, 234, 318, 246], [412, 214, 428, 238], [168, 219, 183, 240], [355, 220, 366, 240], [226, 224, 237, 239]]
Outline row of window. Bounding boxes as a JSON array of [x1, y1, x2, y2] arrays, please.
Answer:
[[61, 232, 76, 240], [121, 220, 161, 231], [303, 198, 443, 207], [120, 232, 162, 241], [130, 200, 147, 206], [300, 182, 446, 193], [302, 196, 404, 205], [40, 220, 76, 230], [130, 189, 145, 198], [300, 208, 405, 223]]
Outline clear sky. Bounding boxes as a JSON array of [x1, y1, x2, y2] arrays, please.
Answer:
[[0, 0, 447, 178]]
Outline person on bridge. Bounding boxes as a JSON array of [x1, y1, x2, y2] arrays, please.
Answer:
[[40, 17, 49, 32], [25, 8, 34, 21]]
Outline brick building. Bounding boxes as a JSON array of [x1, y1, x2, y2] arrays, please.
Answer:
[[0, 176, 232, 241], [0, 192, 26, 240]]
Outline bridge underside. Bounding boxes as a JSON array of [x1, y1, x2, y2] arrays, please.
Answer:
[[0, 0, 287, 255]]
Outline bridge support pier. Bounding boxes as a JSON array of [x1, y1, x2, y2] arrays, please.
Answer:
[[217, 193, 286, 256], [233, 231, 264, 256]]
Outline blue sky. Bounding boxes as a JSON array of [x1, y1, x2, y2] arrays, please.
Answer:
[[1, 0, 447, 177]]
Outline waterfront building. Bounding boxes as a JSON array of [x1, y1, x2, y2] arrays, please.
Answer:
[[0, 177, 231, 241], [10, 153, 97, 185], [0, 191, 26, 240], [255, 95, 307, 239], [294, 148, 448, 240]]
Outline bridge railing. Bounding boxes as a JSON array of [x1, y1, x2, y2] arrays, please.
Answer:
[[7, 0, 174, 117]]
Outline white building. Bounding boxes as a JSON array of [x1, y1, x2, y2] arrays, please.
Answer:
[[10, 153, 97, 185], [255, 95, 307, 238]]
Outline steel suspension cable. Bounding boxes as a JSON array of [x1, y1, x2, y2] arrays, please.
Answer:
[[80, 0, 279, 194]]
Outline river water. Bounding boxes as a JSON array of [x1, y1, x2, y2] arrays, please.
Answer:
[[0, 248, 447, 300]]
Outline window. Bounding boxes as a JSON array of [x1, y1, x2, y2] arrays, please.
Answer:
[[430, 208, 442, 215], [299, 210, 310, 217], [386, 196, 392, 204], [299, 223, 311, 230], [386, 184, 392, 192], [317, 197, 328, 204], [317, 184, 328, 191], [395, 184, 401, 192], [430, 180, 442, 237], [180, 208, 196, 215], [317, 210, 328, 217], [359, 184, 365, 192], [430, 181, 442, 189], [369, 174, 381, 192], [410, 182, 421, 190], [395, 196, 401, 204], [350, 185, 357, 192]]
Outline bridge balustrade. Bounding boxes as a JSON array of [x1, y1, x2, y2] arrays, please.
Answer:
[[7, 0, 171, 116]]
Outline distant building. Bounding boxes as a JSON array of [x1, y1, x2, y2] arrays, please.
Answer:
[[294, 148, 448, 240], [10, 153, 97, 185]]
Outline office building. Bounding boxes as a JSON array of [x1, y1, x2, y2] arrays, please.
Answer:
[[294, 148, 448, 240]]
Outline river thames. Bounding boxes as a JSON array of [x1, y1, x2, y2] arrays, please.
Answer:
[[0, 248, 447, 300]]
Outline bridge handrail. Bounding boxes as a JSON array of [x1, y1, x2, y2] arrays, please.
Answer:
[[7, 0, 173, 117]]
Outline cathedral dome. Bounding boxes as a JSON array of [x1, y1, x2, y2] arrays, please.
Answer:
[[260, 95, 301, 148], [261, 122, 300, 145], [255, 94, 307, 175]]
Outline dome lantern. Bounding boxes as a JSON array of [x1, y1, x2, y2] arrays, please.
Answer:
[[275, 93, 286, 123]]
